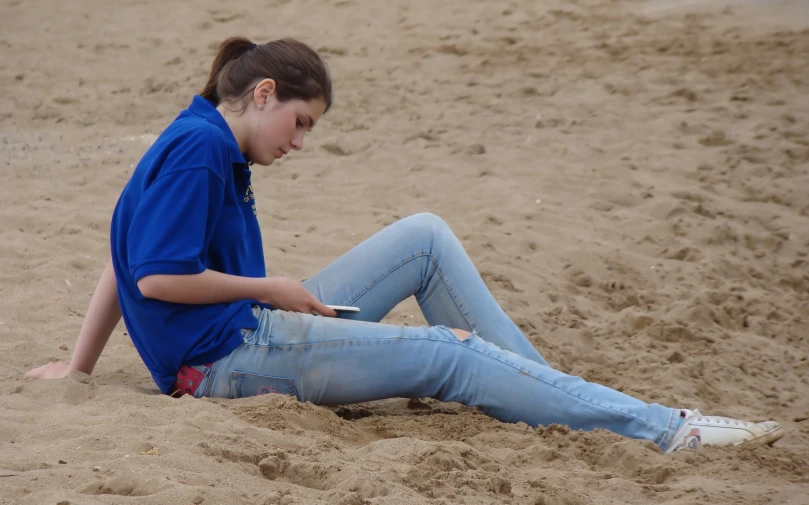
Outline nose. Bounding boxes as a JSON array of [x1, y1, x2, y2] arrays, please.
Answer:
[[291, 131, 305, 151]]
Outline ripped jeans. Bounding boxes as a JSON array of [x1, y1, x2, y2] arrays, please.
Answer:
[[193, 213, 681, 450]]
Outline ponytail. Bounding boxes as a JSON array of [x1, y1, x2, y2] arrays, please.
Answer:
[[200, 37, 256, 104], [199, 36, 332, 111]]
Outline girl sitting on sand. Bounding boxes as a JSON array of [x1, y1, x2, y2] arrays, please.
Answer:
[[27, 37, 784, 454]]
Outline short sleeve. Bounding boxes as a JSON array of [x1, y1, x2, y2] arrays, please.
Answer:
[[128, 167, 225, 282]]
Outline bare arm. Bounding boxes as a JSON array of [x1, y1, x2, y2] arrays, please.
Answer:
[[68, 259, 122, 374], [27, 263, 335, 380], [137, 270, 268, 305], [138, 271, 336, 316], [26, 258, 121, 379]]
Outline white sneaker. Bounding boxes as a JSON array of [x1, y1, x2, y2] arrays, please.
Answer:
[[665, 409, 785, 453]]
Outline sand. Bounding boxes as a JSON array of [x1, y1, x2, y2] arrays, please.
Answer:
[[1, 0, 808, 503]]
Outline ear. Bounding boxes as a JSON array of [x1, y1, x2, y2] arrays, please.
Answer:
[[252, 79, 277, 107]]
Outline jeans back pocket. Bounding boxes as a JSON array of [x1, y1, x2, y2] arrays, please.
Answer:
[[230, 371, 300, 400]]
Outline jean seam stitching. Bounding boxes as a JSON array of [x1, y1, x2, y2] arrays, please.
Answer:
[[659, 408, 681, 449], [202, 359, 222, 397], [344, 252, 432, 305], [343, 251, 476, 334], [261, 335, 666, 433], [430, 255, 476, 331]]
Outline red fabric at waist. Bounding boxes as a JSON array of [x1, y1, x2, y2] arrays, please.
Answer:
[[169, 363, 211, 398]]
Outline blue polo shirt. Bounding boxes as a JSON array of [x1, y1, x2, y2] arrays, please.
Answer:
[[111, 95, 265, 394]]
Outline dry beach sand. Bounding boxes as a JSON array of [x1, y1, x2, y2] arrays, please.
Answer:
[[2, 0, 809, 503]]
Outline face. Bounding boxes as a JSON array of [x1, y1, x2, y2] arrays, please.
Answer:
[[245, 82, 327, 166]]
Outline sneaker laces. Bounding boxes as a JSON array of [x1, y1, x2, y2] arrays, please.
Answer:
[[689, 409, 751, 427]]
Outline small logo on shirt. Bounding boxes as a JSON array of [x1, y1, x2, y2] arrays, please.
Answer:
[[244, 185, 256, 216]]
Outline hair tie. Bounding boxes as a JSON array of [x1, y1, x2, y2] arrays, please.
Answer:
[[249, 43, 257, 50]]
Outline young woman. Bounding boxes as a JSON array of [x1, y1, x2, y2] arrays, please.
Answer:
[[27, 37, 784, 454]]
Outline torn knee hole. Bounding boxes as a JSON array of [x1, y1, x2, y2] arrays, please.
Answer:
[[451, 328, 472, 340]]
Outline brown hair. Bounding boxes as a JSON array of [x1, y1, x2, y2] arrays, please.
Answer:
[[200, 37, 332, 112]]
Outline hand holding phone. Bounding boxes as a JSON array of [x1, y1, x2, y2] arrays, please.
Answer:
[[326, 305, 361, 313]]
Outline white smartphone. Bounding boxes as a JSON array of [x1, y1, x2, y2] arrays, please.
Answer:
[[326, 305, 361, 313]]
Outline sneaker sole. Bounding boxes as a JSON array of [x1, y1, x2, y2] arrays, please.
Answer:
[[735, 425, 785, 448]]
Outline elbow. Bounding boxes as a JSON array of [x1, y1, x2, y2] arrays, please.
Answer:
[[137, 275, 162, 300]]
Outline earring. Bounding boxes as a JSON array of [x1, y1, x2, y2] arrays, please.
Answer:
[[257, 105, 264, 110]]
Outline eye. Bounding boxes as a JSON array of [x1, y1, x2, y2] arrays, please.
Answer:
[[296, 118, 304, 128]]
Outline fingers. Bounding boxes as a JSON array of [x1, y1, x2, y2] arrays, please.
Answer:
[[25, 364, 50, 379], [25, 361, 69, 379], [24, 365, 44, 378], [312, 299, 337, 318]]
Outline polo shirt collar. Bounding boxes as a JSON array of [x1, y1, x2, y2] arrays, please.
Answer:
[[187, 95, 248, 165]]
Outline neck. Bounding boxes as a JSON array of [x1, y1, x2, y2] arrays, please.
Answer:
[[216, 104, 248, 153]]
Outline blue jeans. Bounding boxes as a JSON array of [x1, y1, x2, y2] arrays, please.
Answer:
[[193, 213, 681, 450]]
